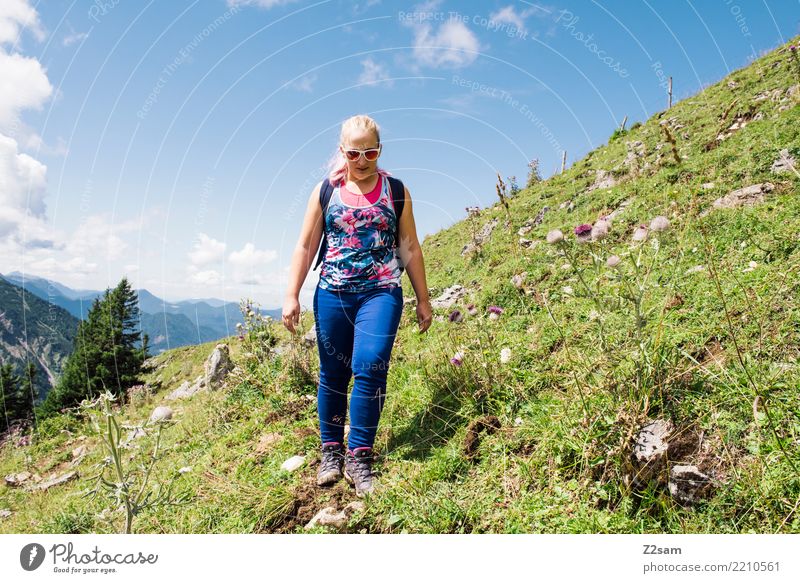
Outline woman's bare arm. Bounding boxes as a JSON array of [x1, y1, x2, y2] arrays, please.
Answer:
[[285, 182, 324, 301]]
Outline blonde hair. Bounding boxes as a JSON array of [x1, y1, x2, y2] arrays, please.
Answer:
[[327, 114, 392, 185]]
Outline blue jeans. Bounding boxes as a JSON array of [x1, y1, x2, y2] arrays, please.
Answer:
[[313, 283, 403, 451]]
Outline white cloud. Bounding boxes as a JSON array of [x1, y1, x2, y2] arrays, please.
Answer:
[[62, 31, 88, 47], [228, 242, 277, 285], [490, 6, 526, 32], [65, 214, 142, 262], [0, 0, 45, 45], [0, 50, 53, 131], [225, 0, 299, 9], [489, 5, 550, 37], [0, 132, 47, 219], [290, 73, 317, 93], [357, 57, 392, 87], [187, 268, 222, 286], [410, 18, 481, 69], [188, 233, 226, 266]]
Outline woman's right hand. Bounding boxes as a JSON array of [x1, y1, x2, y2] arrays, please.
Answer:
[[282, 296, 301, 334]]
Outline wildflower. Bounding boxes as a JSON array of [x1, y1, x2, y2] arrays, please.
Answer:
[[511, 273, 526, 289], [178, 466, 192, 474], [632, 224, 649, 242], [591, 221, 609, 241], [500, 348, 512, 364], [487, 306, 504, 321], [238, 333, 245, 341], [574, 223, 592, 243], [546, 229, 564, 244], [236, 322, 243, 329], [606, 255, 621, 268], [247, 310, 255, 318], [449, 309, 463, 323], [466, 303, 478, 316], [649, 215, 670, 232], [562, 286, 574, 295], [791, 45, 797, 52], [450, 351, 464, 366], [588, 309, 600, 321]]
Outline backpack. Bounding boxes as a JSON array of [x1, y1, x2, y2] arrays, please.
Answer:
[[312, 176, 406, 272]]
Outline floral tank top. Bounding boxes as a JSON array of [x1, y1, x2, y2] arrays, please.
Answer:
[[318, 175, 403, 292]]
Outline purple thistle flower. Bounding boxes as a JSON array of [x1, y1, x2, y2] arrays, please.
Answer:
[[488, 305, 504, 321], [632, 224, 649, 242], [574, 223, 592, 243], [790, 45, 797, 52], [450, 351, 464, 366], [546, 229, 564, 244], [449, 309, 463, 323], [466, 303, 478, 316], [649, 215, 670, 232]]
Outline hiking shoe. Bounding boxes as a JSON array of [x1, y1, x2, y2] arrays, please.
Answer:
[[344, 447, 377, 497], [316, 442, 344, 486]]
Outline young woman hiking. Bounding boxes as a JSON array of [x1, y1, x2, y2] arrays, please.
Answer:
[[282, 114, 432, 497]]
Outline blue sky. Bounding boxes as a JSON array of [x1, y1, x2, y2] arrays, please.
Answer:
[[1, 0, 798, 309]]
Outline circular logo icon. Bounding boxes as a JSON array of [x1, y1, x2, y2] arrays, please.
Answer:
[[20, 543, 46, 571]]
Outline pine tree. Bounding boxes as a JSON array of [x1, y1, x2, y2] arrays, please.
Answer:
[[0, 363, 31, 431], [39, 277, 149, 417], [1, 364, 19, 431]]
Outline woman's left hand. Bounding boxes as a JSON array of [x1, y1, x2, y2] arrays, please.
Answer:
[[416, 299, 432, 333]]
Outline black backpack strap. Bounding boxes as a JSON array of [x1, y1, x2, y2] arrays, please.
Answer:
[[386, 176, 406, 273], [387, 176, 405, 220], [312, 178, 335, 271]]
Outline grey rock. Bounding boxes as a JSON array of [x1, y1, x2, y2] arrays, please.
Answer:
[[703, 182, 775, 216], [280, 455, 306, 472], [587, 169, 618, 192], [0, 509, 12, 519], [123, 427, 146, 446], [631, 419, 673, 487], [32, 471, 78, 492], [4, 471, 33, 488], [302, 327, 317, 348], [304, 500, 366, 530], [205, 344, 233, 389], [607, 198, 633, 222], [771, 149, 796, 174], [166, 376, 206, 401], [430, 284, 466, 309], [461, 218, 499, 256], [669, 464, 713, 506]]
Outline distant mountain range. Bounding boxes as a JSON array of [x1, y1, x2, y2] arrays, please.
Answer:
[[0, 276, 78, 402], [0, 272, 282, 401]]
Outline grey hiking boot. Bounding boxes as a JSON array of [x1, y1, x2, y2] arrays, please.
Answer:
[[344, 447, 377, 497], [317, 442, 344, 486]]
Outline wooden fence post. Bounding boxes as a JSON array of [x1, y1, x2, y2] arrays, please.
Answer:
[[668, 76, 673, 108]]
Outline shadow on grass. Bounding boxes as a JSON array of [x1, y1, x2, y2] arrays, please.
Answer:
[[385, 378, 470, 461]]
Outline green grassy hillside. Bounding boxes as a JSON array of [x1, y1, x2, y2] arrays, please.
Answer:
[[1, 37, 798, 534]]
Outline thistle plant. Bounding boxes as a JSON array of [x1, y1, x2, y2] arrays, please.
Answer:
[[427, 303, 516, 415], [238, 297, 277, 364], [526, 158, 541, 188], [545, 213, 682, 403], [81, 392, 190, 534], [789, 45, 800, 82]]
